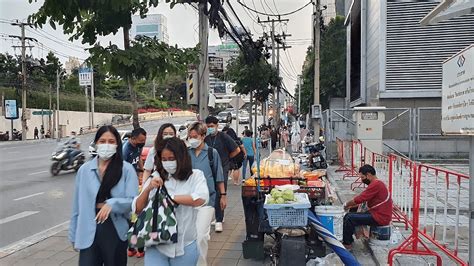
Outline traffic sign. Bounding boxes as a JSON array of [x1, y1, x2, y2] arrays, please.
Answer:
[[230, 96, 245, 109], [79, 67, 93, 86], [32, 110, 53, 116]]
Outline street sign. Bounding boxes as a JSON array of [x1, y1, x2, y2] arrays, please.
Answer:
[[32, 110, 53, 116], [441, 44, 474, 135], [230, 96, 245, 109], [79, 67, 93, 86], [311, 104, 322, 119], [209, 56, 224, 73], [4, 99, 18, 119], [186, 70, 198, 105]]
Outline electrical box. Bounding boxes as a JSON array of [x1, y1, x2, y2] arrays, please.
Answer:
[[353, 107, 385, 154]]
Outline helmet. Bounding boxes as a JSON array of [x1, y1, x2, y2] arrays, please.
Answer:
[[319, 136, 325, 142]]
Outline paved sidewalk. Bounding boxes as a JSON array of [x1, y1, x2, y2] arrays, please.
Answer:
[[0, 182, 262, 266]]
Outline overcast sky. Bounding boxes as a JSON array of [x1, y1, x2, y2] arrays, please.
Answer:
[[0, 0, 315, 94]]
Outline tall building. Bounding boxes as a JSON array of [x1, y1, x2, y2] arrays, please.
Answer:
[[65, 57, 81, 76], [321, 0, 345, 24], [131, 14, 169, 44]]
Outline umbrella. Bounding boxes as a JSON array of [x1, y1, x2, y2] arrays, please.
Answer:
[[308, 211, 361, 266]]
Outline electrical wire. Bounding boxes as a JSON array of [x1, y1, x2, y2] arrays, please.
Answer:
[[238, 0, 312, 17], [26, 28, 87, 54]]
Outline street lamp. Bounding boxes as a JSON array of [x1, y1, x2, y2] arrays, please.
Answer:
[[56, 69, 65, 140]]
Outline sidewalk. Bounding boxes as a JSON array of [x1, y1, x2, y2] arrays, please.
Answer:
[[0, 179, 262, 266]]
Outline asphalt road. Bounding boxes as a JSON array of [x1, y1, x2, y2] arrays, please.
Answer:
[[0, 115, 262, 249], [0, 117, 195, 249]]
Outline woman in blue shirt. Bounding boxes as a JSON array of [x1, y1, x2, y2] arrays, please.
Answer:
[[69, 125, 139, 266], [241, 130, 256, 180]]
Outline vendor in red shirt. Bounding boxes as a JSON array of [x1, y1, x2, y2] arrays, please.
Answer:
[[342, 164, 393, 249]]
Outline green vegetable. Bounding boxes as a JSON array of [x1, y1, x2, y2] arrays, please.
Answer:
[[282, 190, 295, 201], [275, 197, 285, 204]]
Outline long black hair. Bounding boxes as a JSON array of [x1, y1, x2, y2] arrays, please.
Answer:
[[154, 137, 192, 181], [94, 125, 123, 203], [154, 123, 177, 148]]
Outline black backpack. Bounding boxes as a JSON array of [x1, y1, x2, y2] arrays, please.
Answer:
[[230, 139, 245, 168]]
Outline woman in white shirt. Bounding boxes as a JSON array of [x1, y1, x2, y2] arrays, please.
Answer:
[[133, 137, 209, 266]]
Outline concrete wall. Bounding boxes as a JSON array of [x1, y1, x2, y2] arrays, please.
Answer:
[[384, 139, 469, 159]]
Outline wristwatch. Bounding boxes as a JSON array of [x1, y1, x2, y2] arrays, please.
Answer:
[[220, 192, 227, 195]]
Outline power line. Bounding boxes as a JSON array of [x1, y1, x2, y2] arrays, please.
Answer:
[[238, 0, 312, 17], [26, 28, 87, 54]]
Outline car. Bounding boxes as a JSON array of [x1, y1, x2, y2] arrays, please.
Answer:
[[230, 110, 238, 119], [216, 111, 232, 123], [238, 112, 250, 124]]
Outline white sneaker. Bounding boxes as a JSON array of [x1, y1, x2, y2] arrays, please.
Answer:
[[215, 222, 223, 232], [211, 220, 216, 226]]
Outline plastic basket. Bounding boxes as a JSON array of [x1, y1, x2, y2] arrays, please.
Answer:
[[264, 193, 311, 227]]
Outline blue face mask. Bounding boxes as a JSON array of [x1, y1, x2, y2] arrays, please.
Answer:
[[207, 127, 216, 136]]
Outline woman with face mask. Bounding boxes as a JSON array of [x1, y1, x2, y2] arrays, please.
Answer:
[[143, 123, 176, 181], [133, 137, 209, 265], [69, 125, 139, 266]]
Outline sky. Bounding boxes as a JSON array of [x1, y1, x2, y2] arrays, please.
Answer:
[[0, 0, 315, 95]]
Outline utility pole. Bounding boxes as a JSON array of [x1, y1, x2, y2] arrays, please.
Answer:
[[274, 34, 291, 125], [198, 0, 210, 120], [10, 21, 34, 140], [91, 67, 95, 128], [56, 69, 62, 139], [152, 79, 156, 99], [85, 85, 90, 127], [259, 17, 289, 126], [49, 84, 52, 133], [297, 75, 302, 114], [312, 0, 322, 138]]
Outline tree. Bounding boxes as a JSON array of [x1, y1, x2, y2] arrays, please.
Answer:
[[223, 51, 279, 103], [299, 15, 346, 113], [28, 0, 196, 128]]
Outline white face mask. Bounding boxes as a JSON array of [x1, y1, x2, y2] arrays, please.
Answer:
[[188, 138, 202, 149], [162, 160, 177, 175], [96, 144, 117, 160], [163, 134, 174, 139]]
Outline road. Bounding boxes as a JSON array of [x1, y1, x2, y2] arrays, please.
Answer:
[[0, 117, 195, 249], [0, 115, 262, 249]]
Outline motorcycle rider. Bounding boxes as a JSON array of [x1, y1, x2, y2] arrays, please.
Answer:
[[65, 131, 81, 167]]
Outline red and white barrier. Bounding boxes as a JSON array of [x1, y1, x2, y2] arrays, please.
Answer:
[[335, 139, 469, 265]]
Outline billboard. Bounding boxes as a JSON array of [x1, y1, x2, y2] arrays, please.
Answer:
[[4, 99, 19, 119], [441, 45, 474, 135]]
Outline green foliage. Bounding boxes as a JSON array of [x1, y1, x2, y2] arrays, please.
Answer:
[[224, 52, 279, 102], [89, 36, 198, 82], [1, 87, 131, 114], [145, 98, 169, 109], [298, 16, 346, 113]]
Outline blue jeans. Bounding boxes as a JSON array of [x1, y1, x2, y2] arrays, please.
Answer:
[[242, 155, 254, 179], [144, 241, 198, 266], [342, 212, 379, 245]]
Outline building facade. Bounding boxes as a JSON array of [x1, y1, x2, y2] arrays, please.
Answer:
[[131, 14, 169, 44]]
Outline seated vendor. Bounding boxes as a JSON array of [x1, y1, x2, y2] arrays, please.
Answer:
[[342, 164, 393, 249]]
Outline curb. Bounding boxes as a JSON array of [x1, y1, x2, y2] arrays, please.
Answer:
[[0, 221, 69, 259]]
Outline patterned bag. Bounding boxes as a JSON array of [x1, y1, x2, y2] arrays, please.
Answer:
[[128, 185, 178, 248]]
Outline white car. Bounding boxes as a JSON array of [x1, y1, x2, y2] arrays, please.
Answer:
[[238, 112, 250, 124]]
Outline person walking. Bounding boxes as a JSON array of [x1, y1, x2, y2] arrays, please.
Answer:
[[143, 123, 177, 182], [122, 127, 147, 258], [40, 125, 45, 139], [241, 130, 256, 179], [34, 127, 39, 139], [222, 125, 245, 186], [205, 116, 240, 232], [133, 137, 209, 266], [187, 122, 226, 266], [69, 125, 139, 266]]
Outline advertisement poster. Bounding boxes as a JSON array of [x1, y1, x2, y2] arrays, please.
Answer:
[[4, 99, 19, 119]]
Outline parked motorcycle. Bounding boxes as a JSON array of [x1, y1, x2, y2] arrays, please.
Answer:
[[50, 146, 85, 176], [12, 129, 22, 140], [306, 143, 328, 169], [0, 131, 9, 141]]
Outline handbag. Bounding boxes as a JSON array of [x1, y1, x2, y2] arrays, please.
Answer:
[[128, 185, 178, 248]]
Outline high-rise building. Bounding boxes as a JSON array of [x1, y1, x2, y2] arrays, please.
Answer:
[[131, 14, 169, 44]]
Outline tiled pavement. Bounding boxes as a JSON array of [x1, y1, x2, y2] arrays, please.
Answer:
[[0, 182, 263, 266]]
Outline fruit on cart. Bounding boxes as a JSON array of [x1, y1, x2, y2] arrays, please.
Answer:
[[267, 188, 296, 204], [243, 177, 264, 186]]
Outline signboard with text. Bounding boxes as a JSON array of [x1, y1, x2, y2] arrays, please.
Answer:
[[4, 99, 19, 119], [441, 45, 474, 135], [79, 67, 93, 86], [209, 56, 224, 73]]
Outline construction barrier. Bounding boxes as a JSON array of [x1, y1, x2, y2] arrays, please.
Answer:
[[335, 139, 469, 265], [335, 138, 351, 172]]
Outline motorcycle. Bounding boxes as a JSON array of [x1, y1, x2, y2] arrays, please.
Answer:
[[0, 131, 9, 141], [306, 143, 328, 170], [12, 129, 22, 140], [50, 146, 85, 176]]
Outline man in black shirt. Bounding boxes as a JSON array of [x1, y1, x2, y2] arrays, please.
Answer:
[[205, 116, 240, 232]]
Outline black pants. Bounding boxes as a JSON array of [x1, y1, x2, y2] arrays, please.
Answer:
[[215, 168, 229, 222], [342, 212, 379, 245], [79, 216, 127, 266]]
